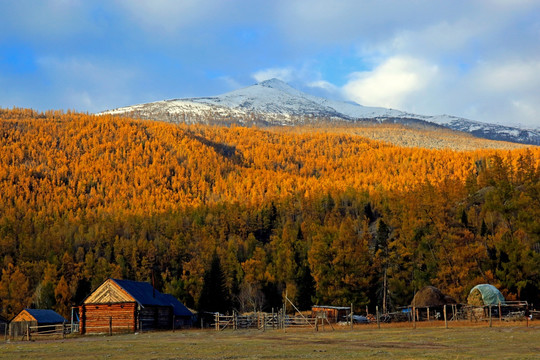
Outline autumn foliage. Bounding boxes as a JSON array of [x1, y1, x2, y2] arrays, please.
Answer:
[[0, 108, 539, 319]]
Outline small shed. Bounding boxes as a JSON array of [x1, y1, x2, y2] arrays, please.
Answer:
[[9, 309, 66, 337], [79, 278, 192, 334], [467, 284, 505, 306], [311, 305, 350, 323]]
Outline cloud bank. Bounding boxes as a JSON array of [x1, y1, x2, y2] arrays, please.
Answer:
[[0, 0, 538, 128]]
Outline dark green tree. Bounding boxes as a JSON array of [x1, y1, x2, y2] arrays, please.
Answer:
[[198, 253, 231, 313]]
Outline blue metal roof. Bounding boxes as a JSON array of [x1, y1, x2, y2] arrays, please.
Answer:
[[24, 309, 66, 324], [111, 279, 191, 316]]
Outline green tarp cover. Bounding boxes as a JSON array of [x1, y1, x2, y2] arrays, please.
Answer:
[[470, 284, 505, 305]]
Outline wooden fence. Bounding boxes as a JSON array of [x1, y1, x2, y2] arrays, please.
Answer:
[[213, 301, 532, 332], [213, 311, 333, 331], [8, 322, 70, 341]]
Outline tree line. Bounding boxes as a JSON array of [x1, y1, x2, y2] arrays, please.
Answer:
[[0, 108, 538, 319]]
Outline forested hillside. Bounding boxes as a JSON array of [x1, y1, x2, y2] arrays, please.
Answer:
[[0, 108, 539, 319]]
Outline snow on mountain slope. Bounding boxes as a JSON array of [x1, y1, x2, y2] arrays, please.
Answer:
[[100, 79, 540, 145]]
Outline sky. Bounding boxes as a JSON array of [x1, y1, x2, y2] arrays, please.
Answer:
[[0, 0, 539, 129]]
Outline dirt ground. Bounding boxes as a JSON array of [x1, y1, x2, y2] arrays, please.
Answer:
[[1, 321, 539, 359]]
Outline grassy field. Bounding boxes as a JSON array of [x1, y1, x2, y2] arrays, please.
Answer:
[[2, 322, 539, 359]]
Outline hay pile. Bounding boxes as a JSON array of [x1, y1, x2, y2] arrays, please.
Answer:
[[467, 284, 505, 306], [467, 288, 485, 306], [411, 286, 457, 307]]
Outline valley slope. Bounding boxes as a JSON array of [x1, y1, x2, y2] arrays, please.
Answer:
[[0, 108, 539, 321]]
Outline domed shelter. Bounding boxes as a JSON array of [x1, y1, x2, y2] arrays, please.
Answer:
[[467, 284, 505, 306], [411, 286, 457, 308]]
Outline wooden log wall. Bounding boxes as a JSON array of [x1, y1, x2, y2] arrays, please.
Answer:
[[81, 302, 137, 334], [139, 306, 172, 330]]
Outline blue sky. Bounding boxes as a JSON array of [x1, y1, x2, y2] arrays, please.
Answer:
[[1, 0, 539, 128]]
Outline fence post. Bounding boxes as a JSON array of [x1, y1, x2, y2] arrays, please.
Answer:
[[498, 302, 502, 323], [444, 305, 448, 329], [489, 306, 492, 328], [412, 307, 416, 329], [63, 321, 66, 339], [215, 313, 219, 331], [27, 323, 30, 341], [109, 316, 112, 336], [350, 303, 354, 331], [376, 306, 380, 329]]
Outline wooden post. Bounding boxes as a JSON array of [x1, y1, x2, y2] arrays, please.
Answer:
[[283, 305, 286, 333], [109, 316, 112, 336], [427, 307, 430, 321], [26, 323, 30, 341], [63, 321, 66, 339], [350, 303, 354, 330], [444, 305, 448, 329], [498, 302, 502, 323], [215, 313, 219, 331], [489, 306, 492, 328], [263, 313, 266, 332], [412, 307, 416, 329], [172, 315, 175, 332], [376, 306, 380, 329]]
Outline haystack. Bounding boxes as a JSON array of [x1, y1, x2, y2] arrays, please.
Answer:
[[467, 284, 505, 306], [411, 286, 457, 308]]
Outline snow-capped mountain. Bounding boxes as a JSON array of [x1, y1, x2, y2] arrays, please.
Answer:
[[100, 79, 540, 145]]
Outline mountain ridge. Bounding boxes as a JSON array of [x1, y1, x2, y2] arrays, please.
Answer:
[[100, 79, 540, 145]]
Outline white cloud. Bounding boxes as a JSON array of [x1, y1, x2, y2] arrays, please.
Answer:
[[252, 67, 294, 83], [307, 80, 338, 92], [342, 56, 439, 109], [473, 60, 540, 93]]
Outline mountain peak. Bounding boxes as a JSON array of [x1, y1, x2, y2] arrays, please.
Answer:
[[257, 78, 293, 91], [99, 78, 540, 146]]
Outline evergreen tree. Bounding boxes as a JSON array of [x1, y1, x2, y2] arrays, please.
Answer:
[[198, 253, 231, 313]]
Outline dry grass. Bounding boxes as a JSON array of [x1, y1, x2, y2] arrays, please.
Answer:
[[2, 321, 539, 359]]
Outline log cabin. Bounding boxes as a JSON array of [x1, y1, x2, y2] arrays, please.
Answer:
[[79, 278, 192, 334]]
